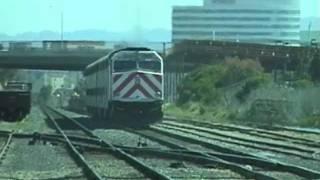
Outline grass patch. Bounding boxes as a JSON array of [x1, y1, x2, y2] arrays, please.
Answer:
[[164, 103, 236, 124], [300, 116, 320, 127]]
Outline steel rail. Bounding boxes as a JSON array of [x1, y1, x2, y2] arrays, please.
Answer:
[[161, 121, 318, 153], [132, 127, 320, 179], [272, 126, 320, 135], [129, 130, 277, 180], [1, 129, 319, 179], [159, 122, 319, 157], [0, 132, 13, 163], [158, 124, 320, 161], [164, 117, 320, 147], [45, 106, 171, 180], [42, 107, 104, 180]]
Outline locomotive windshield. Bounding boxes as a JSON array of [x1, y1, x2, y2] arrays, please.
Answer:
[[113, 60, 136, 72], [137, 52, 161, 73], [112, 50, 161, 73]]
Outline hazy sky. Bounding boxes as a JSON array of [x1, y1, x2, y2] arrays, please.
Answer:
[[0, 0, 319, 35]]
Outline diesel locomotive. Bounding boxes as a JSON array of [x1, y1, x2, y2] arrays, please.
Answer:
[[83, 47, 164, 123]]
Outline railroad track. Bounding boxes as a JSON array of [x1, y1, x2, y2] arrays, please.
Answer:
[[152, 121, 320, 172], [267, 126, 320, 135], [127, 123, 320, 179], [0, 130, 85, 179], [41, 105, 171, 180], [36, 107, 320, 179], [0, 132, 13, 164], [164, 117, 320, 148], [0, 130, 270, 179], [42, 107, 253, 179], [159, 121, 320, 160]]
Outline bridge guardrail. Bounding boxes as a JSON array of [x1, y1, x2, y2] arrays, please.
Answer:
[[0, 41, 173, 56]]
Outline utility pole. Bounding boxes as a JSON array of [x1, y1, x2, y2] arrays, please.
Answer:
[[162, 42, 166, 56], [308, 21, 312, 43]]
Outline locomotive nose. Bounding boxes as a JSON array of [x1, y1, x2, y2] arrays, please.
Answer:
[[135, 75, 141, 85]]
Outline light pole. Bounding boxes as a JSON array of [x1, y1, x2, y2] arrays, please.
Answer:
[[308, 21, 312, 43], [60, 11, 64, 41], [49, 1, 64, 41]]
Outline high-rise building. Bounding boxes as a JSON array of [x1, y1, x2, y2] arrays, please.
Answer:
[[172, 0, 300, 43]]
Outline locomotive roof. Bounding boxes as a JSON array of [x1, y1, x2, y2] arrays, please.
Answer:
[[84, 47, 154, 73]]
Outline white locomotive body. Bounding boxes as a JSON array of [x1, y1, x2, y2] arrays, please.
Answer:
[[83, 47, 163, 123]]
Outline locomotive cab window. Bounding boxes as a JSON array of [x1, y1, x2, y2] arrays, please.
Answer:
[[112, 50, 162, 73], [138, 60, 161, 73], [113, 60, 137, 72], [138, 52, 161, 73], [112, 51, 137, 72]]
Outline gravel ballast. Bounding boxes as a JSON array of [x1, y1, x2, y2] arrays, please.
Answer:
[[0, 139, 83, 179]]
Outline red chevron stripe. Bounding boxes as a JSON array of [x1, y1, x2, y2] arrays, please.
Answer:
[[139, 73, 160, 92], [114, 72, 137, 94], [123, 84, 138, 98], [113, 74, 122, 83], [153, 74, 162, 83], [137, 85, 152, 98], [123, 84, 152, 98]]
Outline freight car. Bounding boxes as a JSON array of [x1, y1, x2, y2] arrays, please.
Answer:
[[0, 81, 31, 121], [83, 47, 163, 124]]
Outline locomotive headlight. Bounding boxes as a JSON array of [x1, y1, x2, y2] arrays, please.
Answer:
[[155, 91, 162, 97]]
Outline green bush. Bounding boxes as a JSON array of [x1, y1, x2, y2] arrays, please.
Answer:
[[236, 75, 271, 102], [291, 79, 313, 89], [177, 65, 224, 105], [216, 58, 264, 87], [178, 58, 265, 106], [301, 116, 320, 127]]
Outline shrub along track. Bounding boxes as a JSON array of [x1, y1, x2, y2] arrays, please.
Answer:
[[127, 120, 320, 179]]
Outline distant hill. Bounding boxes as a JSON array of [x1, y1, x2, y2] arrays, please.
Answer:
[[1, 18, 319, 42], [0, 29, 171, 42]]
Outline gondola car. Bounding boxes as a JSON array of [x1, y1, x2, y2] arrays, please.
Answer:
[[83, 47, 163, 124]]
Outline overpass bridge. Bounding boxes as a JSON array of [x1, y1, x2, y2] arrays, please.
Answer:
[[0, 41, 111, 71], [0, 40, 169, 71], [0, 50, 106, 71], [0, 40, 317, 71]]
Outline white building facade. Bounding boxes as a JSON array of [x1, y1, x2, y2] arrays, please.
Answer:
[[172, 0, 300, 43]]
